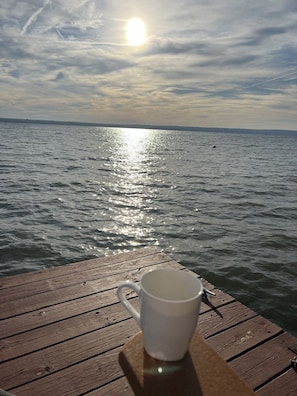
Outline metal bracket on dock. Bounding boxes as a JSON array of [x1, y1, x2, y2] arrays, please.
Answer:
[[290, 357, 297, 369], [288, 342, 297, 354]]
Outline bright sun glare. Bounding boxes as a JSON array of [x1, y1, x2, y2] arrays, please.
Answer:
[[125, 18, 146, 46]]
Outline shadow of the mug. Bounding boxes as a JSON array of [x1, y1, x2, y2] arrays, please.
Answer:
[[119, 333, 203, 396]]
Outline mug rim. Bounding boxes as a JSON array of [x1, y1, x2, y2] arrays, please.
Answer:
[[140, 268, 203, 303]]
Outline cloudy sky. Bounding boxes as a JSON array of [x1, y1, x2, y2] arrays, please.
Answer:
[[1, 0, 297, 130]]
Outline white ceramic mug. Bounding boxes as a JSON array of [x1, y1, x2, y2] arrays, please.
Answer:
[[117, 268, 203, 361]]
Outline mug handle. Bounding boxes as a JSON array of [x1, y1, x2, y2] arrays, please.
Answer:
[[117, 281, 141, 326]]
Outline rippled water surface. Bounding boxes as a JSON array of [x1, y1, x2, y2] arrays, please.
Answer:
[[0, 122, 296, 336]]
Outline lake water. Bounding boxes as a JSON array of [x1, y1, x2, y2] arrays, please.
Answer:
[[0, 121, 296, 336]]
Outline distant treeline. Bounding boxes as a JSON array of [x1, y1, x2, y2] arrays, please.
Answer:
[[0, 117, 296, 135]]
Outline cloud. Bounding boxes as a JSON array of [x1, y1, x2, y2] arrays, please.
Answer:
[[144, 38, 209, 56], [0, 0, 297, 130], [20, 0, 50, 36]]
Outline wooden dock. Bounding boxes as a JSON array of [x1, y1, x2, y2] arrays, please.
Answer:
[[0, 247, 296, 395]]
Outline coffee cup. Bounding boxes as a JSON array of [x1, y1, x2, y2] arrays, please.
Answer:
[[117, 268, 203, 361]]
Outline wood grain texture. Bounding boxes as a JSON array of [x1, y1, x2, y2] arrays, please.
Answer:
[[10, 347, 124, 396], [1, 318, 139, 389], [0, 249, 170, 303], [84, 377, 134, 396], [206, 315, 283, 360], [0, 278, 233, 342], [229, 332, 297, 389], [0, 247, 159, 289], [0, 260, 182, 319], [198, 300, 257, 338], [256, 369, 297, 396], [0, 248, 296, 396], [0, 303, 137, 362]]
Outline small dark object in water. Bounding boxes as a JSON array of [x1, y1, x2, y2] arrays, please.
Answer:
[[213, 145, 216, 148]]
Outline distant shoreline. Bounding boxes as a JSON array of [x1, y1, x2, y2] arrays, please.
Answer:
[[0, 116, 296, 135]]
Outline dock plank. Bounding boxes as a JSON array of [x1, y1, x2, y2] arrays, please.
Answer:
[[0, 286, 234, 361], [0, 250, 171, 303], [1, 318, 138, 390], [0, 260, 182, 319], [229, 332, 297, 389], [207, 315, 283, 361], [256, 369, 297, 396], [0, 303, 135, 362], [0, 247, 159, 289], [0, 248, 296, 396], [0, 288, 120, 339], [10, 347, 124, 396], [0, 273, 231, 341], [0, 290, 234, 361], [199, 301, 257, 338], [84, 377, 133, 396]]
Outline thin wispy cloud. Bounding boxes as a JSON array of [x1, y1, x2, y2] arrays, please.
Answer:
[[20, 0, 50, 36], [0, 0, 297, 130]]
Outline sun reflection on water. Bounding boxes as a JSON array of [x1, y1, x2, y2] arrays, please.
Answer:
[[106, 128, 157, 245], [120, 128, 151, 165]]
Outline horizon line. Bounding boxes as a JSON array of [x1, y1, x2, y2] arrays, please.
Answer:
[[0, 116, 296, 134]]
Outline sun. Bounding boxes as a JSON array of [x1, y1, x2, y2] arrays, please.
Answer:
[[125, 18, 146, 46]]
